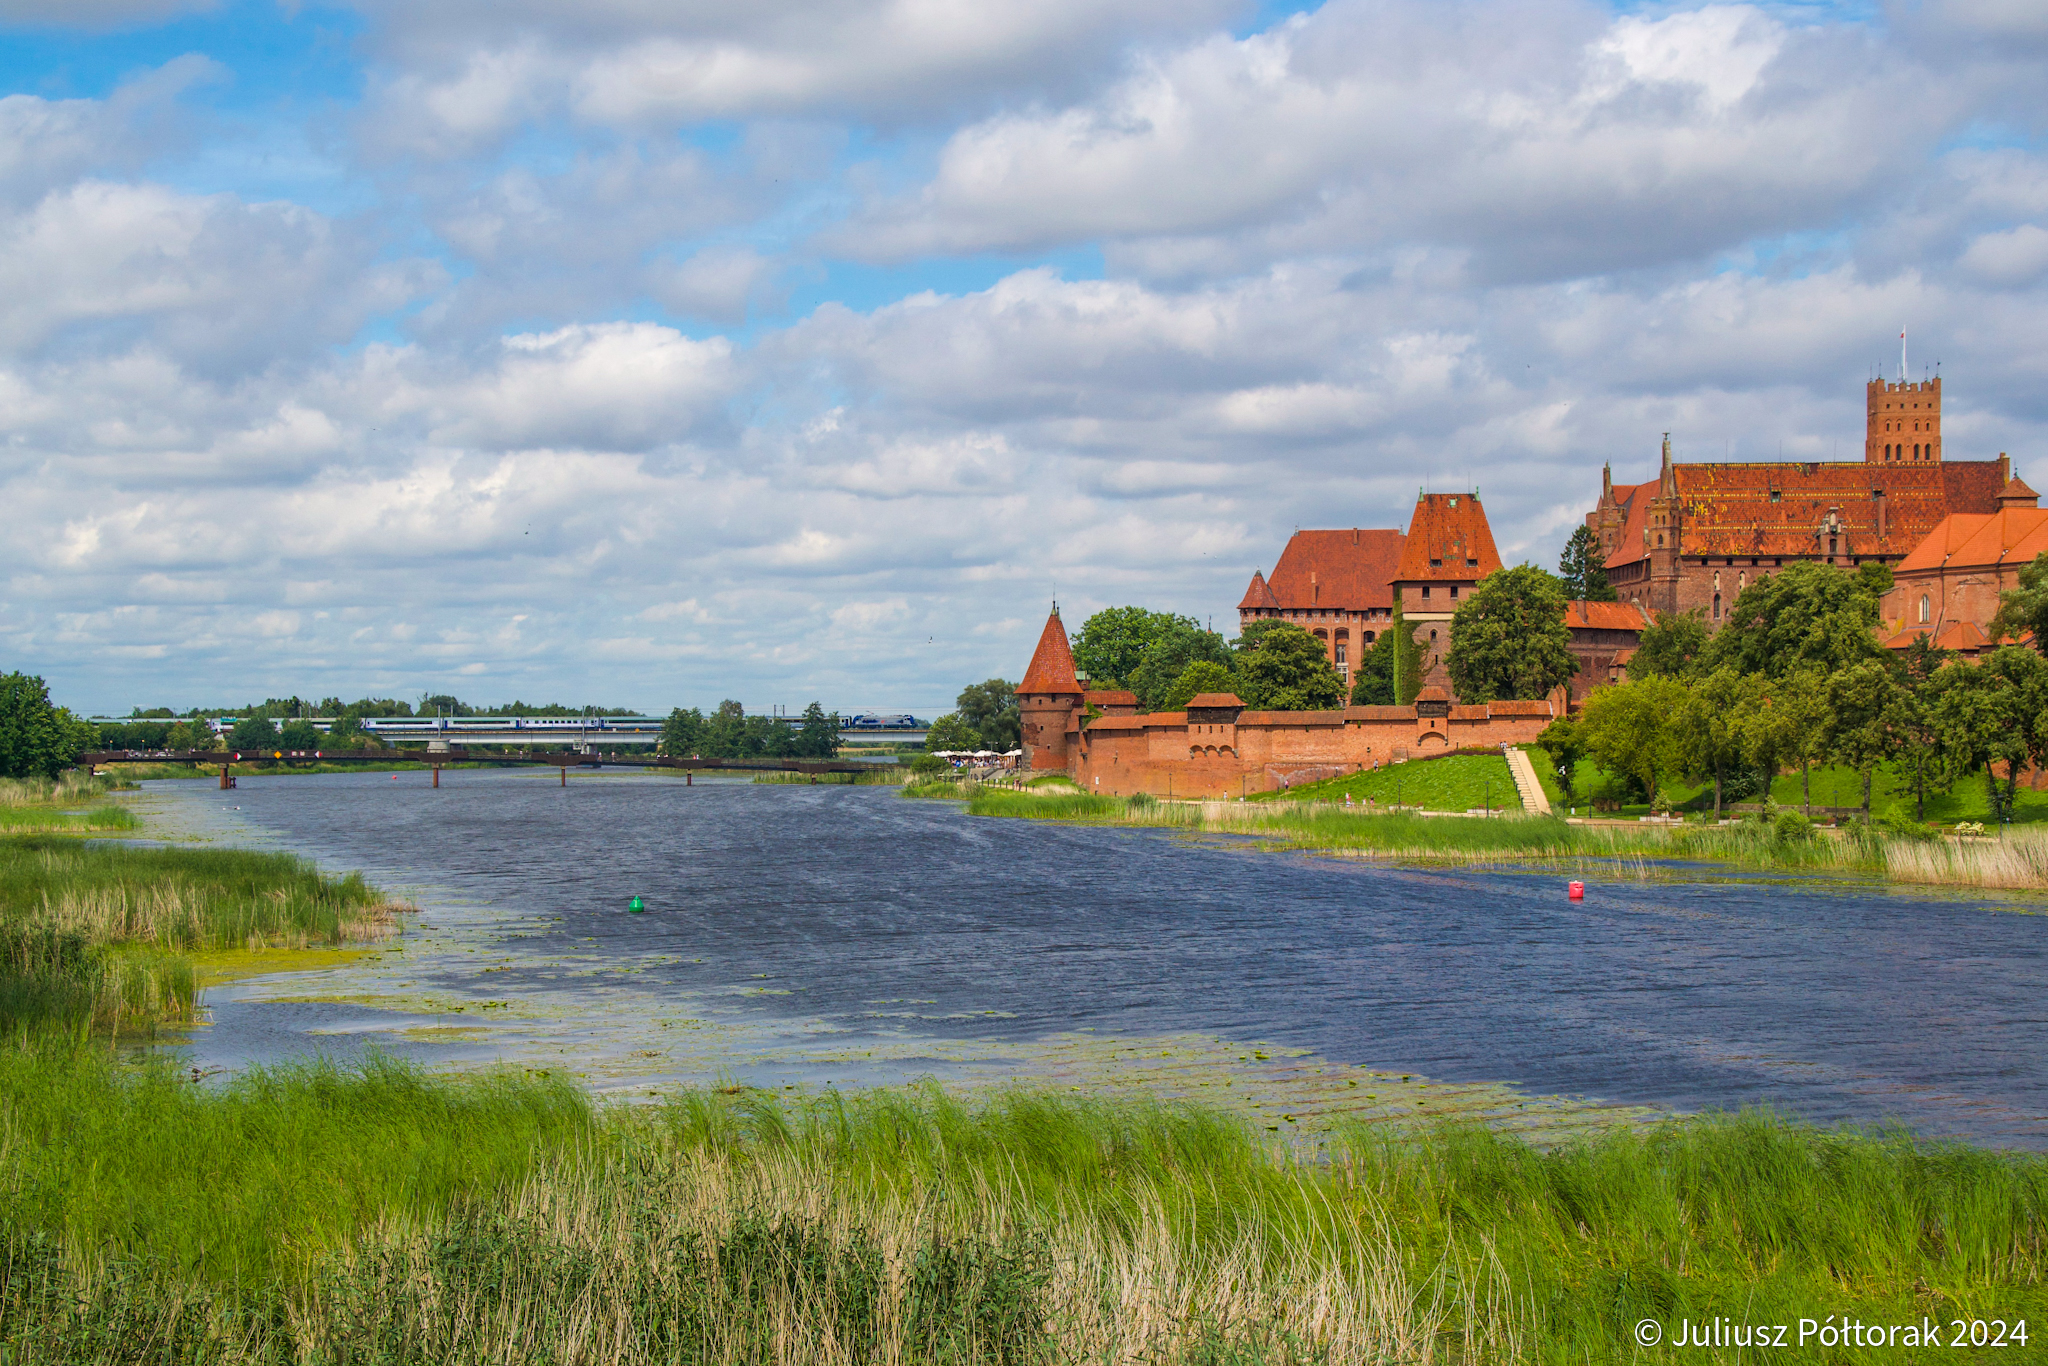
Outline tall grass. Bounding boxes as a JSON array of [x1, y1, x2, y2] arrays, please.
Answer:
[[1884, 826, 2048, 890], [1, 1056, 2041, 1363], [0, 841, 406, 1033]]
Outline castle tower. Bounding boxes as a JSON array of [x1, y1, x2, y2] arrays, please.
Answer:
[[1017, 605, 1084, 773], [1866, 375, 1941, 464]]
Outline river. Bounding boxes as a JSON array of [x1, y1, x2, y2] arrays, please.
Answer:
[[136, 767, 2048, 1149]]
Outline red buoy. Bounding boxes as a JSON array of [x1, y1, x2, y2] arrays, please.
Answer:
[[1568, 881, 1585, 900]]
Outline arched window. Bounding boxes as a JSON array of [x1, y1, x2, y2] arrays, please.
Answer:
[[1713, 593, 1721, 620], [1828, 537, 1838, 556], [1363, 631, 1376, 644], [1919, 594, 1930, 624]]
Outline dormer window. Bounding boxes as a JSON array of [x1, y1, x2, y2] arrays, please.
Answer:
[[1466, 558, 1477, 568], [1770, 490, 1781, 503], [1430, 558, 1443, 567]]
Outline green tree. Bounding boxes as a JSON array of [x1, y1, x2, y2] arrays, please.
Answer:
[[278, 718, 321, 750], [700, 700, 747, 758], [1388, 604, 1426, 707], [1988, 551, 2048, 657], [1349, 627, 1397, 706], [1558, 525, 1616, 602], [1071, 607, 1183, 688], [1579, 676, 1690, 808], [1160, 660, 1235, 712], [1445, 565, 1577, 704], [794, 702, 841, 758], [1822, 662, 1909, 820], [1676, 669, 1756, 818], [1627, 609, 1710, 681], [954, 679, 1019, 752], [1765, 668, 1830, 816], [225, 713, 281, 754], [1978, 647, 2048, 823], [0, 673, 94, 779], [658, 707, 705, 757], [1703, 561, 1887, 679], [1536, 716, 1587, 806], [1233, 623, 1346, 711], [924, 713, 981, 752], [1128, 620, 1232, 711], [167, 718, 218, 751]]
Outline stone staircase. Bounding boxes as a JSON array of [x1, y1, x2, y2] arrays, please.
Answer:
[[1502, 744, 1550, 815]]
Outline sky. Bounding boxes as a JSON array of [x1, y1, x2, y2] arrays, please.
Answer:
[[2, 0, 2044, 717]]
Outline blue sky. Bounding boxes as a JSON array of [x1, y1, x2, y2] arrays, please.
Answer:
[[0, 0, 2043, 714]]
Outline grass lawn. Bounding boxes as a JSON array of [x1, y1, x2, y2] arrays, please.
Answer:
[[1252, 753, 1521, 813]]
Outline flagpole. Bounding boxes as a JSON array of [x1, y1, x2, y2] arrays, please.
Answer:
[[1901, 329, 1907, 381]]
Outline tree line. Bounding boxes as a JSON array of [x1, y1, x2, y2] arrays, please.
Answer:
[[656, 701, 841, 760], [1543, 557, 2048, 823]]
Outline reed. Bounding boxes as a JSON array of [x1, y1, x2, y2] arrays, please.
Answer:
[[1, 1054, 2041, 1364], [0, 840, 406, 1032], [1883, 826, 2048, 890]]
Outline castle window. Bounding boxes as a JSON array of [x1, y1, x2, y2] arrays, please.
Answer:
[[1713, 594, 1721, 620], [1450, 586, 1458, 599], [1421, 586, 1431, 599], [1829, 537, 1837, 555], [1919, 595, 1930, 624], [1770, 490, 1781, 503], [1335, 644, 1347, 665]]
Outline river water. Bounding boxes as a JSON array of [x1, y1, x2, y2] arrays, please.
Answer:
[[138, 768, 2047, 1148]]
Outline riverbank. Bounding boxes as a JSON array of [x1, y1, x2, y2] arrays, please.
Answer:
[[925, 784, 2048, 890], [4, 1044, 2043, 1364]]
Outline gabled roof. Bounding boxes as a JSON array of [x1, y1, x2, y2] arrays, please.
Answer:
[[1601, 480, 1658, 569], [1882, 622, 1993, 653], [1563, 600, 1650, 631], [1019, 610, 1082, 696], [1896, 507, 2048, 575], [1395, 494, 1501, 582], [1998, 475, 2040, 508], [1237, 570, 1279, 611], [1261, 529, 1406, 611], [1186, 693, 1244, 708]]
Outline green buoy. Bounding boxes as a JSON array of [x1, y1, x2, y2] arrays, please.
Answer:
[[628, 895, 646, 914]]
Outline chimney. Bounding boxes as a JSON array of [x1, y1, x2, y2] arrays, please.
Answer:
[[2000, 452, 2011, 483], [1873, 487, 1886, 540]]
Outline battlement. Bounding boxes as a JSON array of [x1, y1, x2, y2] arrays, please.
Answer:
[[1866, 375, 1941, 464]]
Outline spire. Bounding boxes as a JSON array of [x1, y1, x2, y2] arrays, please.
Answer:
[[1601, 461, 1612, 501], [1659, 433, 1675, 496], [1019, 608, 1082, 696]]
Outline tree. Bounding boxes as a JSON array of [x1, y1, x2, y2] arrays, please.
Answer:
[[1349, 627, 1397, 706], [1701, 561, 1886, 679], [1233, 623, 1346, 710], [700, 700, 748, 758], [225, 713, 281, 754], [1536, 716, 1587, 805], [954, 679, 1019, 752], [1071, 607, 1184, 688], [1388, 603, 1426, 706], [278, 718, 321, 750], [1627, 609, 1710, 681], [1978, 647, 2048, 823], [167, 717, 218, 751], [1676, 669, 1757, 819], [658, 707, 705, 757], [1445, 565, 1577, 703], [1128, 620, 1232, 711], [1988, 551, 2048, 657], [794, 702, 841, 758], [1558, 525, 1616, 602], [924, 713, 981, 752], [1161, 660, 1234, 712], [1579, 676, 1690, 807], [0, 673, 94, 779], [1822, 662, 1908, 820], [1764, 667, 1830, 816]]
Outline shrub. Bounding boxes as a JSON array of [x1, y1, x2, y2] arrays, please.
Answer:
[[1772, 811, 1816, 845]]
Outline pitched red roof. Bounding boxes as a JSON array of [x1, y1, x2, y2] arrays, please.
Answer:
[[1487, 700, 1555, 716], [1395, 494, 1500, 582], [1601, 480, 1657, 570], [1562, 600, 1649, 631], [1019, 610, 1081, 695], [1260, 529, 1405, 611], [1603, 460, 2010, 568], [1186, 693, 1244, 708], [1896, 507, 2048, 574], [1083, 690, 1136, 706], [1998, 475, 2040, 508], [1238, 570, 1279, 611]]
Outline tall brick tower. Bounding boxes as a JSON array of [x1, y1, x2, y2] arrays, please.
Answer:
[[1017, 605, 1083, 773], [1866, 376, 1941, 464]]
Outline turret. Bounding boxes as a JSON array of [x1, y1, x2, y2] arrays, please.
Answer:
[[1017, 604, 1084, 772]]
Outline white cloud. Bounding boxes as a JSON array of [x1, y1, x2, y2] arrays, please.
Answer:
[[1959, 223, 2048, 285]]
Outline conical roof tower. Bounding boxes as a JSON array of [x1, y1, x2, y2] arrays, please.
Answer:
[[1019, 604, 1082, 696]]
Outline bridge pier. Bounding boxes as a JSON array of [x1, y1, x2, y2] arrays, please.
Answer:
[[432, 766, 439, 789], [219, 764, 234, 790]]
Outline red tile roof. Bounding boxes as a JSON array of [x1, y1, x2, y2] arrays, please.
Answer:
[[1896, 507, 2048, 574], [1603, 460, 2009, 568], [1186, 693, 1244, 708], [1257, 529, 1405, 611], [1601, 480, 1657, 569], [1999, 475, 2039, 507], [1344, 705, 1411, 721], [1237, 570, 1279, 611], [1562, 600, 1649, 631], [1396, 494, 1501, 582], [1487, 700, 1555, 717], [1084, 690, 1136, 706], [1235, 710, 1345, 727], [1019, 610, 1082, 695], [1879, 621, 1994, 654]]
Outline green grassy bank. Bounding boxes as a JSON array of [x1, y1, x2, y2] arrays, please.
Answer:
[[1, 1048, 2042, 1364], [947, 788, 2048, 890]]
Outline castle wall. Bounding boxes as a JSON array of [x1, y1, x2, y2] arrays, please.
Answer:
[[1068, 702, 1553, 799]]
